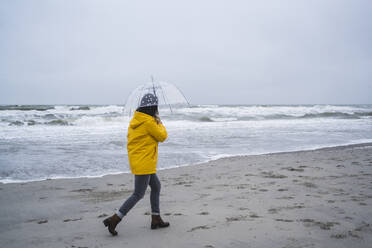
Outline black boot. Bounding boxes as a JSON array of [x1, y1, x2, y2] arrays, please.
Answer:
[[103, 213, 121, 236], [151, 215, 170, 229]]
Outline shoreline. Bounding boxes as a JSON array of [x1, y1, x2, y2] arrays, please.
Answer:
[[1, 142, 372, 247], [2, 141, 372, 185]]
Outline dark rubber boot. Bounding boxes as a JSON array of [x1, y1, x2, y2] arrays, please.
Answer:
[[103, 214, 121, 236], [151, 215, 170, 229]]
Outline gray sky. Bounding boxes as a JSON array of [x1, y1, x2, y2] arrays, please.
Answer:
[[1, 0, 371, 105]]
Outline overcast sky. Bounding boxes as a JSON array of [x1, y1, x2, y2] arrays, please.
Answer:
[[1, 0, 371, 105]]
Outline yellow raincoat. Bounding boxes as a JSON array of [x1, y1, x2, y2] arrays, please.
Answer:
[[127, 111, 167, 175]]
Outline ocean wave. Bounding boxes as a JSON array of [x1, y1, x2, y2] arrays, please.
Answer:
[[249, 112, 365, 120], [0, 105, 55, 111], [9, 121, 24, 126], [46, 119, 70, 126], [199, 116, 214, 122], [27, 120, 37, 126], [6, 121, 64, 127], [7, 120, 40, 126], [70, 106, 90, 111], [43, 113, 58, 119], [358, 112, 372, 117], [73, 115, 128, 126], [300, 112, 360, 119], [1, 105, 371, 128], [163, 104, 371, 122], [188, 111, 369, 122]]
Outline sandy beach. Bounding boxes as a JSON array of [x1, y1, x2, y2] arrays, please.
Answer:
[[1, 143, 372, 248]]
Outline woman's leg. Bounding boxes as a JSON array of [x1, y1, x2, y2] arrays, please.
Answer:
[[149, 174, 169, 229], [117, 175, 151, 218], [149, 174, 161, 215]]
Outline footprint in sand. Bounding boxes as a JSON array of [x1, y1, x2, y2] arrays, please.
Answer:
[[301, 182, 317, 188], [70, 188, 93, 193], [244, 173, 255, 177], [97, 213, 108, 218], [277, 188, 288, 192], [275, 219, 294, 222], [249, 213, 260, 218], [331, 229, 363, 239], [174, 181, 193, 186], [188, 225, 212, 232], [261, 171, 287, 179], [330, 233, 347, 239], [196, 193, 210, 199], [268, 204, 304, 214], [63, 218, 82, 222], [49, 187, 64, 190], [236, 184, 249, 189], [299, 219, 339, 230], [268, 208, 279, 214], [71, 245, 88, 248], [226, 215, 248, 222], [281, 167, 304, 172], [238, 207, 249, 211], [25, 219, 48, 224], [276, 196, 294, 200]]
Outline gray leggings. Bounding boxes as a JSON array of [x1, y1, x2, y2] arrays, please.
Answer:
[[118, 174, 161, 217]]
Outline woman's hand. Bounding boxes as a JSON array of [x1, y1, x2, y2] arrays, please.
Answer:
[[154, 111, 162, 124]]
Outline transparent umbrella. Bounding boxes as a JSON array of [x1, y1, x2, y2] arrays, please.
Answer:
[[124, 81, 190, 116]]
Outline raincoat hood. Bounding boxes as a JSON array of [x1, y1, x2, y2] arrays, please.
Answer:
[[129, 111, 151, 129]]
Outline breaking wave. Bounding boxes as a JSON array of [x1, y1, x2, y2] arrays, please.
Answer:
[[1, 105, 372, 127], [0, 105, 55, 111]]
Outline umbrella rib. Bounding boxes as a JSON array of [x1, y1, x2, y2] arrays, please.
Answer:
[[159, 83, 173, 113], [173, 83, 190, 106], [124, 85, 135, 115], [137, 85, 146, 110]]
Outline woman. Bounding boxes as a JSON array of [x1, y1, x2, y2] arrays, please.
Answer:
[[103, 93, 169, 236]]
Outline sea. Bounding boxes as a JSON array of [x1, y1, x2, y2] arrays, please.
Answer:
[[1, 104, 372, 183]]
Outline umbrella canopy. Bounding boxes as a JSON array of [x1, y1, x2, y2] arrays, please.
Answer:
[[124, 81, 189, 116]]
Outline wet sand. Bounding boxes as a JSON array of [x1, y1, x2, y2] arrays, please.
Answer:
[[1, 143, 372, 248]]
